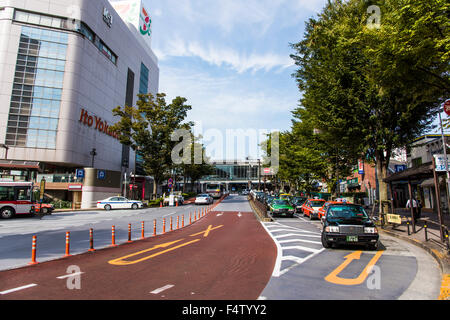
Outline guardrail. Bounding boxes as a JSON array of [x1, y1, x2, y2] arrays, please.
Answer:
[[377, 211, 450, 254], [248, 194, 271, 221]]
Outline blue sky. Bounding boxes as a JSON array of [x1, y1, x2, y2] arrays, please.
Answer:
[[138, 0, 328, 160]]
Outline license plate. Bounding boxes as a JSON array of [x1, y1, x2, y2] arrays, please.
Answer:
[[346, 236, 358, 242]]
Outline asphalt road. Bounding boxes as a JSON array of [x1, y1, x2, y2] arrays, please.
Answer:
[[0, 201, 212, 271], [0, 195, 276, 300], [259, 213, 442, 300], [0, 195, 442, 300]]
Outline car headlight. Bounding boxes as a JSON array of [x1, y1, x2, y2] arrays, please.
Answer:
[[325, 226, 339, 233], [364, 227, 378, 234]]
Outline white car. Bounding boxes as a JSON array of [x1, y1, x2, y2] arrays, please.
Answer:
[[195, 194, 213, 205], [97, 197, 143, 211]]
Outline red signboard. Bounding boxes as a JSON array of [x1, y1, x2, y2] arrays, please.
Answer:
[[444, 100, 450, 116]]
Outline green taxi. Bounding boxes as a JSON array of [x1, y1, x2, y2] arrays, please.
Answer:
[[270, 199, 295, 218]]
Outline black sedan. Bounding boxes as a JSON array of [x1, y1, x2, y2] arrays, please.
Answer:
[[321, 203, 379, 250]]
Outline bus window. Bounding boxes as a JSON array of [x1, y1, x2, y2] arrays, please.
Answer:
[[16, 187, 31, 201], [0, 187, 15, 201]]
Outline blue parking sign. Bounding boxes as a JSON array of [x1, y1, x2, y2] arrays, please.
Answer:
[[76, 169, 85, 179], [97, 170, 106, 180]]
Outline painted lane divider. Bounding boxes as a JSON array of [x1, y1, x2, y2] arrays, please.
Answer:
[[56, 272, 84, 280], [0, 284, 37, 295], [150, 284, 174, 295]]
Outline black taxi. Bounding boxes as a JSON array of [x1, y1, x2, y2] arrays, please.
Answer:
[[321, 203, 379, 250]]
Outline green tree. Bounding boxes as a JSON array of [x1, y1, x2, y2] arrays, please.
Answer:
[[290, 0, 448, 214], [111, 93, 192, 199]]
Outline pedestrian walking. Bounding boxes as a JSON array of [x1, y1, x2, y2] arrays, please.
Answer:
[[406, 198, 419, 223]]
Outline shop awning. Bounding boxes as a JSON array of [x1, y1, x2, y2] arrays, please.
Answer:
[[384, 162, 434, 183], [0, 160, 41, 170]]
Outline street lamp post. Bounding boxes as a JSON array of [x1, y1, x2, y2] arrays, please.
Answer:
[[90, 148, 97, 168], [258, 159, 261, 191]]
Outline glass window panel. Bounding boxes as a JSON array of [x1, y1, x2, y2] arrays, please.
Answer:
[[29, 117, 39, 128], [51, 18, 61, 28], [28, 14, 40, 24], [15, 11, 29, 22]]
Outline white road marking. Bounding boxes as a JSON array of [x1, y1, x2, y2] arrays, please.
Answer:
[[237, 212, 242, 217], [163, 212, 177, 217], [0, 284, 37, 295], [150, 284, 174, 294], [278, 238, 321, 245], [281, 245, 321, 253], [273, 233, 321, 239], [56, 272, 84, 279], [216, 212, 223, 217]]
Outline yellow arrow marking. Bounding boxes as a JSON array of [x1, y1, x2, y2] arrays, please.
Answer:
[[325, 250, 384, 286], [108, 239, 200, 266], [190, 225, 224, 238]]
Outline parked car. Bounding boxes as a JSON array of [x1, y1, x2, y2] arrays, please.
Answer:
[[301, 199, 326, 219], [291, 197, 307, 213], [318, 201, 347, 220], [32, 203, 54, 215], [321, 203, 379, 250], [97, 197, 143, 211], [269, 199, 295, 218], [163, 193, 184, 206], [195, 194, 214, 205]]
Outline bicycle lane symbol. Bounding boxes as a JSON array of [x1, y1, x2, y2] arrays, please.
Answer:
[[108, 225, 224, 266]]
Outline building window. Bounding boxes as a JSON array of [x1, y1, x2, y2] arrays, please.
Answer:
[[139, 63, 149, 94], [5, 26, 67, 149], [14, 9, 117, 65], [412, 157, 423, 168]]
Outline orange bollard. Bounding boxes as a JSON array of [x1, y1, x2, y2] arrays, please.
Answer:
[[176, 200, 178, 207], [110, 226, 117, 247], [170, 216, 173, 231], [141, 221, 145, 240], [153, 219, 157, 236], [160, 201, 163, 208], [88, 228, 95, 252], [64, 232, 71, 257], [127, 223, 132, 243], [177, 216, 180, 229], [189, 212, 192, 224], [182, 215, 185, 228], [29, 235, 38, 265], [163, 218, 166, 234]]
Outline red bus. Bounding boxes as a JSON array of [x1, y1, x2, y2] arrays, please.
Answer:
[[0, 181, 35, 219]]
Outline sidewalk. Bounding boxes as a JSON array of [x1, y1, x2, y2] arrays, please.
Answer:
[[375, 207, 450, 300]]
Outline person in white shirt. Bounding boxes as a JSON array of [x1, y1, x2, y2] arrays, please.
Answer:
[[406, 198, 421, 223]]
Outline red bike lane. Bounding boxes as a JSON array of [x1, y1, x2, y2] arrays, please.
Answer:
[[0, 208, 276, 300]]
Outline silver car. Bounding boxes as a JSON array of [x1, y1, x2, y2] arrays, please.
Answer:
[[195, 194, 213, 205]]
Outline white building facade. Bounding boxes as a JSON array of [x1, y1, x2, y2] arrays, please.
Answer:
[[0, 0, 159, 208]]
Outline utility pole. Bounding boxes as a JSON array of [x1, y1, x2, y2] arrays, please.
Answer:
[[439, 100, 450, 213]]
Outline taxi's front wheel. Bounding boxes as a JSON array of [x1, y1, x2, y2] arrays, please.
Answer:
[[104, 204, 112, 211]]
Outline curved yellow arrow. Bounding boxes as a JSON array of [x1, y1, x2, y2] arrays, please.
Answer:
[[108, 239, 200, 266], [325, 250, 384, 286]]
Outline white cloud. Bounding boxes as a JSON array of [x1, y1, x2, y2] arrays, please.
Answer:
[[154, 38, 294, 74]]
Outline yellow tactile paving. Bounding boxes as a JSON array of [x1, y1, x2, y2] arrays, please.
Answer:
[[438, 274, 450, 300]]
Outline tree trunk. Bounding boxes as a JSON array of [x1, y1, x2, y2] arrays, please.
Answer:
[[153, 179, 158, 200], [375, 152, 389, 217]]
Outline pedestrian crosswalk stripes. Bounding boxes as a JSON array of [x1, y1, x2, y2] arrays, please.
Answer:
[[262, 221, 325, 277]]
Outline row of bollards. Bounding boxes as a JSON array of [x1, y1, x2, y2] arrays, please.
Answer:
[[27, 204, 216, 266]]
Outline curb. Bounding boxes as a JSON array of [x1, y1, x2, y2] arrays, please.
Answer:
[[379, 228, 449, 300]]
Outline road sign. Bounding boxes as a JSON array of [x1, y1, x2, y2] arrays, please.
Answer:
[[97, 170, 106, 180], [444, 100, 450, 116], [358, 160, 364, 174], [76, 169, 85, 179], [434, 154, 450, 172]]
